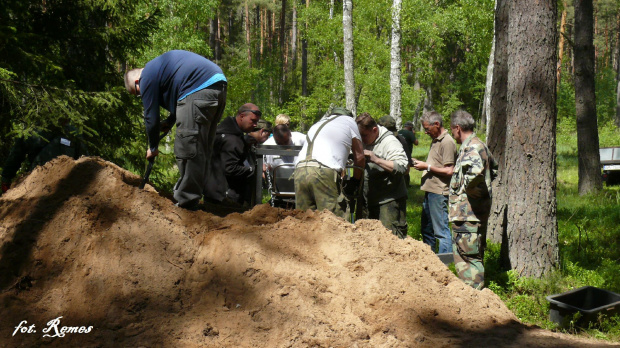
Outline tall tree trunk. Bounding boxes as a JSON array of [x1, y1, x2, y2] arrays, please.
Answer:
[[389, 0, 402, 128], [245, 1, 252, 68], [502, 0, 559, 277], [558, 1, 567, 86], [574, 0, 603, 194], [279, 0, 287, 104], [423, 85, 433, 113], [343, 0, 356, 115], [216, 16, 222, 62], [210, 18, 217, 59], [302, 0, 309, 97], [481, 37, 493, 133], [616, 12, 620, 127], [487, 0, 509, 245], [260, 9, 265, 57], [483, 0, 497, 138], [291, 2, 297, 72]]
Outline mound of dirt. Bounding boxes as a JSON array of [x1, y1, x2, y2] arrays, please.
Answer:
[[0, 157, 613, 347]]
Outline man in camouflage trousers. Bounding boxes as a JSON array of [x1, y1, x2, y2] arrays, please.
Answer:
[[294, 107, 365, 220], [448, 110, 498, 290]]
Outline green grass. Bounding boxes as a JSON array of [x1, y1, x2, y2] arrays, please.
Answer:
[[407, 125, 620, 342]]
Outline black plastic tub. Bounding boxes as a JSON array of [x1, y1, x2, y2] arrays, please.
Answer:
[[546, 286, 620, 328]]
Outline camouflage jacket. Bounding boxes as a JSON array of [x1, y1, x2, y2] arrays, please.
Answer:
[[449, 134, 498, 222]]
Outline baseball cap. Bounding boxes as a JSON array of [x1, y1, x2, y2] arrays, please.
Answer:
[[378, 115, 397, 132]]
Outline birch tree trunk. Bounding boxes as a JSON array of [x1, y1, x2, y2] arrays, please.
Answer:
[[574, 0, 602, 195], [389, 0, 402, 129], [483, 28, 495, 137], [343, 0, 357, 115], [503, 0, 559, 277]]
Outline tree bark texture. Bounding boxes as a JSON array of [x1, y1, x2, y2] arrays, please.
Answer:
[[574, 0, 602, 195], [557, 2, 567, 86], [343, 0, 357, 115], [616, 12, 620, 127], [279, 0, 287, 104], [487, 0, 509, 245], [302, 0, 309, 97], [389, 0, 402, 128], [245, 1, 252, 68], [503, 0, 559, 277], [291, 2, 297, 71]]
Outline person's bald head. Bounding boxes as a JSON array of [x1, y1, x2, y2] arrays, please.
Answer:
[[235, 103, 262, 133]]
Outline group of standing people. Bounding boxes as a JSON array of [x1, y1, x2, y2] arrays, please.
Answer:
[[290, 106, 497, 290], [124, 50, 497, 290], [0, 49, 497, 292], [412, 110, 497, 289]]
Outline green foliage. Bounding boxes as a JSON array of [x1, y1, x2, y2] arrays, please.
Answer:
[[0, 0, 159, 173]]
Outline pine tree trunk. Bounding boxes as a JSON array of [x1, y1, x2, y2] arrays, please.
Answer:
[[389, 0, 402, 128], [279, 0, 287, 104], [503, 0, 559, 277], [574, 0, 603, 195], [487, 0, 509, 245], [302, 0, 309, 97], [245, 1, 252, 68], [291, 2, 297, 71], [558, 2, 567, 86], [210, 18, 217, 59], [616, 12, 620, 127], [216, 16, 221, 62], [343, 0, 356, 115]]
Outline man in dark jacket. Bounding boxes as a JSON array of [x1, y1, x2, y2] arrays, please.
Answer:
[[205, 103, 269, 207]]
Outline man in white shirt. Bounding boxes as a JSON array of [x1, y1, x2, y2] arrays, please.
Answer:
[[294, 107, 365, 220]]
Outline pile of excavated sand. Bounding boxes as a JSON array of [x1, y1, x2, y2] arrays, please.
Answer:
[[0, 156, 612, 347]]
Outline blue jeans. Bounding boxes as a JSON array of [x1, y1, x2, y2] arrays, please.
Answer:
[[421, 192, 452, 253]]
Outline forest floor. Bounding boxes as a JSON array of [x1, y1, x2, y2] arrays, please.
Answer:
[[0, 156, 617, 347]]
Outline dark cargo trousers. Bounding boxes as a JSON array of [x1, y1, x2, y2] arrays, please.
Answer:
[[368, 197, 408, 239], [294, 165, 348, 220], [173, 83, 227, 208]]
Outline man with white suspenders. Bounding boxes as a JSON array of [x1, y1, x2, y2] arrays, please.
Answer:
[[293, 107, 365, 220]]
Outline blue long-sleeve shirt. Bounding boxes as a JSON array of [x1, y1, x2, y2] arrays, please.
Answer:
[[140, 50, 226, 151]]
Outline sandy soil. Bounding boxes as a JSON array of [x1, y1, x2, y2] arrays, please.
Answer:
[[0, 156, 616, 347]]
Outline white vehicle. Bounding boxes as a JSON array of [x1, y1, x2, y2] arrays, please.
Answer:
[[600, 147, 620, 186]]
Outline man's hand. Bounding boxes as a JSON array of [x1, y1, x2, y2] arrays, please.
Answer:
[[146, 148, 159, 160], [248, 129, 270, 144], [363, 150, 378, 164], [411, 158, 429, 171], [160, 119, 173, 135]]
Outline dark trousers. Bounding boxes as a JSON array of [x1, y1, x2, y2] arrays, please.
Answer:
[[173, 83, 227, 207]]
